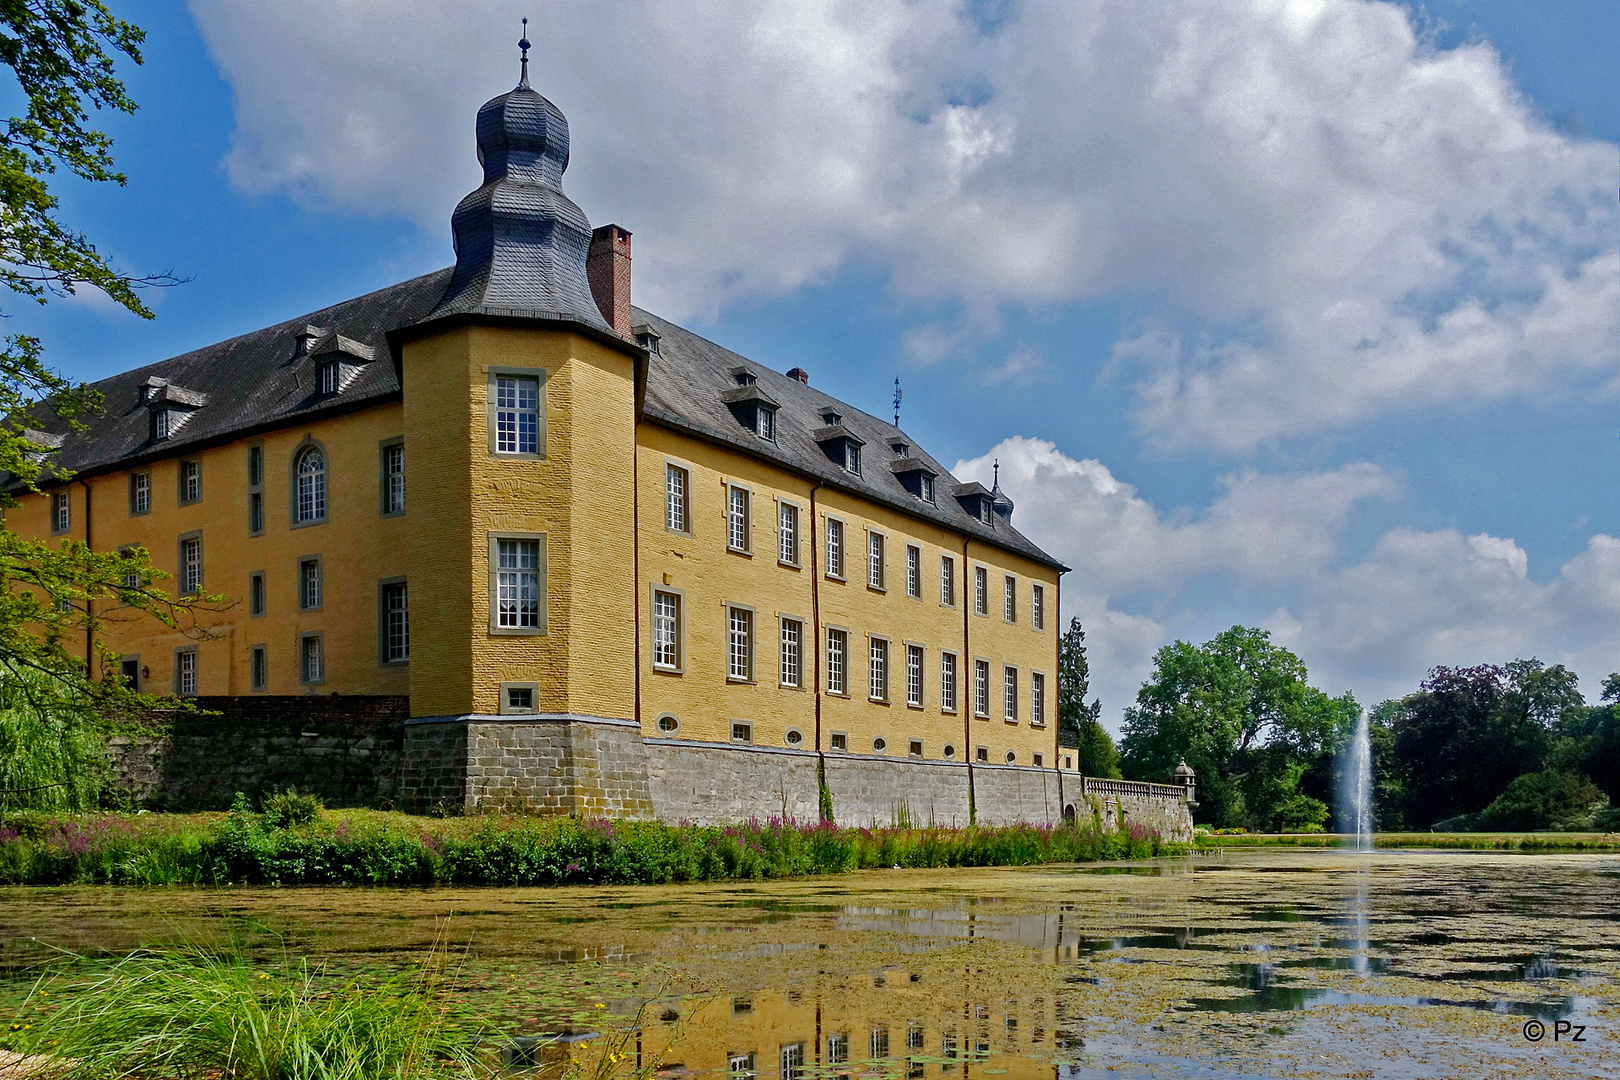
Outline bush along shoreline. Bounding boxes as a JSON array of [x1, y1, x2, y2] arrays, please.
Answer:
[[0, 795, 1180, 887]]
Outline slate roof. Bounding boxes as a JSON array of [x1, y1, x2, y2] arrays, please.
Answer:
[[20, 271, 1063, 572]]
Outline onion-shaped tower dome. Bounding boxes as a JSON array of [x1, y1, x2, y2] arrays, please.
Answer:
[[422, 27, 609, 332]]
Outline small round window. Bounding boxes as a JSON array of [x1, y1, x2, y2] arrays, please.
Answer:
[[1005, 750, 1017, 764], [943, 744, 956, 759], [656, 714, 679, 734], [872, 736, 888, 753], [785, 728, 804, 747]]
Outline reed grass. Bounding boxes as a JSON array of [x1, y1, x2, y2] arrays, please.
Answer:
[[1195, 830, 1620, 851], [0, 805, 1180, 887]]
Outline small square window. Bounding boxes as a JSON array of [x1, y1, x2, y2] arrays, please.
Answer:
[[908, 740, 923, 757], [830, 731, 848, 751], [976, 746, 989, 763], [731, 722, 753, 744], [1033, 753, 1044, 768], [499, 681, 540, 714]]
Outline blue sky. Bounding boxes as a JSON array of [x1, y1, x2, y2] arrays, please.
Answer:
[[13, 0, 1619, 723]]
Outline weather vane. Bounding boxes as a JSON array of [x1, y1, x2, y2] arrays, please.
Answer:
[[518, 17, 531, 87], [893, 378, 903, 428]]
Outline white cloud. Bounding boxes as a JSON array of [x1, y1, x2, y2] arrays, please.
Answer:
[[956, 438, 1620, 725], [186, 0, 1619, 451]]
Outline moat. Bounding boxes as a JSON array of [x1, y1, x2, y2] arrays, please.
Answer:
[[1, 849, 1615, 1079]]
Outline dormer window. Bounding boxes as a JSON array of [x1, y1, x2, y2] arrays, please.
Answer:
[[890, 440, 909, 457], [139, 386, 153, 403], [152, 408, 175, 441], [319, 360, 341, 397], [733, 369, 756, 387], [979, 498, 992, 524], [844, 441, 861, 474], [755, 404, 776, 441], [920, 474, 934, 502], [821, 410, 841, 426], [635, 327, 661, 355]]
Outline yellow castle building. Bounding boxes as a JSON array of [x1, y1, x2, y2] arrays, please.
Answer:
[[1, 53, 1190, 830]]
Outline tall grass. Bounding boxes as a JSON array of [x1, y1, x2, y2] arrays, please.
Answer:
[[0, 804, 1179, 887], [7, 946, 494, 1080]]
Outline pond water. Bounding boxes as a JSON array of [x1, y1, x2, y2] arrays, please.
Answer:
[[1, 849, 1616, 1079]]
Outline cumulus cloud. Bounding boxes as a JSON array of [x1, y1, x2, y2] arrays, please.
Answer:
[[957, 438, 1620, 723], [186, 0, 1618, 452]]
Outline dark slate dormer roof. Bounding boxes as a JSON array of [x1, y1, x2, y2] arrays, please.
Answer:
[[888, 455, 936, 477], [146, 383, 208, 408], [419, 73, 609, 334], [308, 331, 375, 364], [634, 307, 1064, 571]]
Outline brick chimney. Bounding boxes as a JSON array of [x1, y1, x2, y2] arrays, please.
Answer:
[[786, 367, 809, 385], [587, 224, 633, 337]]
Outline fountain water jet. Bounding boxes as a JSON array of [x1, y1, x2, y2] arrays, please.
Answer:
[[1340, 710, 1374, 851]]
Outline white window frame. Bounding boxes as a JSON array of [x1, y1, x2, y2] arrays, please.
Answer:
[[1031, 671, 1046, 727], [1004, 574, 1017, 623], [825, 626, 848, 695], [174, 646, 198, 696], [940, 555, 955, 606], [868, 635, 889, 702], [488, 532, 547, 634], [1004, 664, 1019, 722], [488, 368, 545, 457], [778, 500, 800, 566], [178, 458, 201, 505], [664, 461, 690, 534], [779, 616, 803, 688], [905, 643, 924, 708], [379, 578, 408, 664], [824, 516, 845, 579], [727, 484, 752, 553], [299, 632, 324, 685], [500, 682, 540, 715], [1032, 583, 1045, 630], [974, 658, 991, 718], [940, 651, 958, 713], [727, 604, 755, 682], [651, 586, 684, 672], [129, 471, 151, 516], [179, 533, 203, 595], [974, 566, 988, 616], [292, 444, 327, 526], [297, 555, 321, 612], [866, 530, 885, 591], [380, 439, 406, 517], [905, 545, 920, 598]]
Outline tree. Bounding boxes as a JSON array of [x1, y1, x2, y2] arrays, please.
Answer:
[[0, 4, 203, 734], [1057, 618, 1119, 777], [1387, 662, 1568, 828], [1119, 626, 1357, 831]]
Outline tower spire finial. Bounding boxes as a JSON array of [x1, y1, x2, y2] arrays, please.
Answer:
[[893, 377, 903, 428], [993, 458, 1000, 489], [518, 17, 531, 88]]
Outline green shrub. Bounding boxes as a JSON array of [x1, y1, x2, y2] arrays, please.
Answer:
[[1478, 770, 1611, 832], [262, 789, 325, 829], [0, 667, 108, 813]]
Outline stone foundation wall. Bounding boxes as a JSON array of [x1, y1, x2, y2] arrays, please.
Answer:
[[972, 763, 1064, 827], [822, 755, 972, 828], [108, 696, 407, 810], [645, 740, 821, 824]]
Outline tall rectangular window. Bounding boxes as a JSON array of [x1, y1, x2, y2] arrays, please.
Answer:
[[248, 445, 263, 487], [941, 555, 955, 606], [652, 589, 681, 670], [867, 532, 885, 589], [825, 518, 844, 577], [664, 464, 689, 532], [250, 645, 267, 691], [905, 545, 920, 598], [826, 628, 847, 694], [494, 374, 540, 454], [727, 606, 754, 681], [827, 1034, 849, 1065], [179, 459, 201, 504], [247, 445, 264, 535], [1033, 584, 1045, 630], [974, 567, 988, 615], [1032, 672, 1046, 726], [778, 502, 799, 564], [781, 1043, 804, 1080], [50, 492, 69, 534], [868, 637, 888, 701], [300, 634, 323, 684], [249, 572, 265, 616], [382, 443, 406, 515], [728, 486, 750, 551], [1004, 666, 1019, 721], [382, 581, 409, 662], [1004, 575, 1017, 623], [298, 557, 321, 610], [780, 618, 802, 687], [180, 536, 202, 594], [249, 492, 264, 534], [940, 652, 958, 712], [974, 659, 990, 717], [906, 644, 924, 707], [129, 472, 150, 516], [495, 539, 542, 628], [175, 649, 197, 696]]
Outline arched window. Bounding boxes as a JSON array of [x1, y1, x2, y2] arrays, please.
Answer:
[[295, 446, 327, 523]]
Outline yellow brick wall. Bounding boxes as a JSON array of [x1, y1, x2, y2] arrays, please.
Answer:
[[6, 406, 410, 697], [637, 426, 1060, 766], [401, 323, 637, 719]]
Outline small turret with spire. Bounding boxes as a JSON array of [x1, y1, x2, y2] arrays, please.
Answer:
[[990, 458, 1015, 523], [420, 20, 610, 332]]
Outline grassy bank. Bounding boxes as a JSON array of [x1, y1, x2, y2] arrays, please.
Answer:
[[0, 803, 1180, 886], [1196, 830, 1620, 851]]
